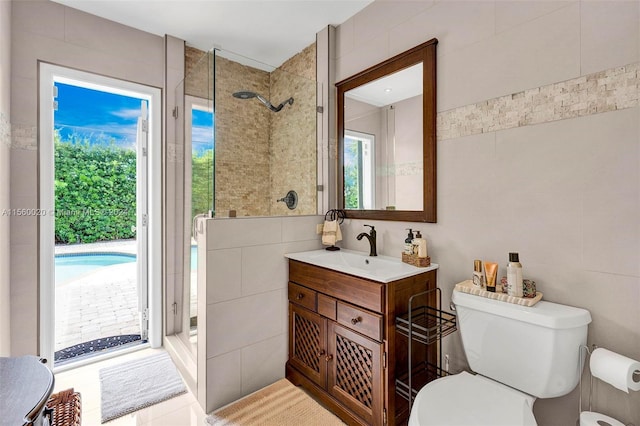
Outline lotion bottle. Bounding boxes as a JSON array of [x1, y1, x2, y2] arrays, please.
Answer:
[[404, 229, 414, 255], [507, 252, 524, 297], [473, 260, 485, 289], [413, 231, 428, 258]]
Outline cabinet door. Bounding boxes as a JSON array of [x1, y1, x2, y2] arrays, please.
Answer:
[[289, 303, 327, 388], [327, 322, 384, 426]]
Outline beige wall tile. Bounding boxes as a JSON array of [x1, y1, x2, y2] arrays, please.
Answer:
[[11, 0, 65, 41], [241, 244, 288, 297], [206, 350, 241, 411], [495, 1, 575, 34], [63, 6, 164, 67], [206, 217, 282, 249], [335, 16, 355, 60], [8, 148, 36, 196], [581, 0, 640, 75], [206, 289, 283, 357], [282, 239, 324, 256], [281, 215, 324, 242], [207, 248, 242, 304], [0, 115, 9, 355], [240, 334, 287, 395], [439, 2, 581, 111], [389, 0, 493, 58], [9, 76, 36, 126], [354, 0, 434, 51], [336, 32, 390, 82]]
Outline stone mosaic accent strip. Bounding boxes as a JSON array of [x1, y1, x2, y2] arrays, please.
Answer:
[[437, 63, 640, 141], [376, 161, 422, 177], [11, 123, 37, 150], [0, 113, 9, 149]]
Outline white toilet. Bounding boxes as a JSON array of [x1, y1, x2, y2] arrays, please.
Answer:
[[409, 288, 592, 426]]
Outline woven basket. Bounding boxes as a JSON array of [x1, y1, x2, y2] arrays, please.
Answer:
[[45, 388, 81, 426], [401, 252, 431, 267]]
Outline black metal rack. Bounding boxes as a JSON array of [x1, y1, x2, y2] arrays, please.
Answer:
[[395, 287, 457, 411]]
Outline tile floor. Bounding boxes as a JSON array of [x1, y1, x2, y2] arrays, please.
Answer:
[[53, 348, 207, 425]]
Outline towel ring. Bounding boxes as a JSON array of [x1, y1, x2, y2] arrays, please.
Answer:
[[324, 209, 345, 223]]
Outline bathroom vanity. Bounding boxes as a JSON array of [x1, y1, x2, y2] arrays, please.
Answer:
[[285, 250, 439, 425]]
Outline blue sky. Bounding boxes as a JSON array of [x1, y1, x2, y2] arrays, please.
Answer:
[[54, 82, 143, 149], [192, 109, 214, 155], [54, 82, 214, 154]]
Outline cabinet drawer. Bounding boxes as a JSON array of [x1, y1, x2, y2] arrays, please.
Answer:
[[337, 301, 382, 341], [318, 294, 337, 321], [289, 260, 384, 313], [288, 282, 317, 312]]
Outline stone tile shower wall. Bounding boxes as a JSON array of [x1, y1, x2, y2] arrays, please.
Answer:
[[270, 43, 317, 216], [215, 56, 272, 216], [185, 44, 316, 217]]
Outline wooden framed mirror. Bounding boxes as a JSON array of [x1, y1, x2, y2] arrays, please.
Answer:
[[337, 39, 437, 222]]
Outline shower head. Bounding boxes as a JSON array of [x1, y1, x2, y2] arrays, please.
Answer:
[[232, 91, 257, 100], [232, 91, 294, 112]]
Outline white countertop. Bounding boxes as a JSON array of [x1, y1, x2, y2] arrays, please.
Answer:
[[285, 249, 438, 283]]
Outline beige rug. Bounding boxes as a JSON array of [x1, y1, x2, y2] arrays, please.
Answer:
[[205, 379, 345, 426]]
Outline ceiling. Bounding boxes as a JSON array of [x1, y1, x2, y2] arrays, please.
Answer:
[[346, 63, 423, 107], [52, 0, 373, 68]]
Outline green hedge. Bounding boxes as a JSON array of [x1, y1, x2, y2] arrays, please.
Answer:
[[54, 131, 215, 244], [54, 134, 137, 244], [191, 149, 214, 221]]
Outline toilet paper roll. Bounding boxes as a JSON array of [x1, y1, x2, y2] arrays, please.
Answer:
[[590, 348, 640, 393], [580, 411, 624, 426]]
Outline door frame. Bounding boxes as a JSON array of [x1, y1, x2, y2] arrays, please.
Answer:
[[38, 63, 162, 368]]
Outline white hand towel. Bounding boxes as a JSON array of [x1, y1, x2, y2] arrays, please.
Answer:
[[321, 220, 341, 246]]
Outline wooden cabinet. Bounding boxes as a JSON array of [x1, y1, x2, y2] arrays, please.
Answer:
[[286, 259, 437, 426]]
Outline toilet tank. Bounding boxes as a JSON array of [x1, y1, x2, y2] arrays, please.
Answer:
[[452, 289, 591, 398]]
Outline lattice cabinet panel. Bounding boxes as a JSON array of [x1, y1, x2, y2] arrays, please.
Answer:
[[289, 303, 326, 388], [328, 322, 383, 426]]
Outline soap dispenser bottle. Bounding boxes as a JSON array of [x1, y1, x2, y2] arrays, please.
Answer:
[[507, 252, 524, 297], [404, 229, 414, 255], [413, 231, 428, 258]]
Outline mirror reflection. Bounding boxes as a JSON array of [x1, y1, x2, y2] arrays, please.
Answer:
[[337, 39, 437, 223], [344, 63, 423, 211]]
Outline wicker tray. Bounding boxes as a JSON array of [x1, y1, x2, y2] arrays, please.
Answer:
[[401, 253, 431, 267], [45, 388, 81, 426], [454, 280, 543, 306]]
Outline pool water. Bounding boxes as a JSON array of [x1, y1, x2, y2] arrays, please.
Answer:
[[55, 246, 198, 285], [55, 253, 136, 284]]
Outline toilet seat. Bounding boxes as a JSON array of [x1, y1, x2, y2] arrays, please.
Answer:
[[408, 371, 537, 426]]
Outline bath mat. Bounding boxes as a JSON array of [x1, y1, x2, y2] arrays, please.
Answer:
[[206, 378, 345, 425], [99, 351, 186, 423]]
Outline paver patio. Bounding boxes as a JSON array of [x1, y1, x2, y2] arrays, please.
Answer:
[[55, 240, 140, 352]]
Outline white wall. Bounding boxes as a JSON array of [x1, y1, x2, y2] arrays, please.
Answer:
[[0, 0, 12, 356], [10, 0, 164, 356], [201, 215, 322, 412], [336, 1, 640, 425]]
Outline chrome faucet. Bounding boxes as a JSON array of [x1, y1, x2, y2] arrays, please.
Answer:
[[356, 224, 377, 257]]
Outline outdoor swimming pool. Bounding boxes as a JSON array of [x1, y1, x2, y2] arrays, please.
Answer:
[[55, 253, 136, 284], [55, 246, 198, 284]]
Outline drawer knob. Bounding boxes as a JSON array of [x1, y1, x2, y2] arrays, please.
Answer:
[[296, 293, 304, 300], [325, 354, 333, 362], [351, 317, 362, 325], [316, 350, 325, 357]]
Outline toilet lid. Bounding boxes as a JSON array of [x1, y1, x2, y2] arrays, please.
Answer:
[[409, 372, 537, 426]]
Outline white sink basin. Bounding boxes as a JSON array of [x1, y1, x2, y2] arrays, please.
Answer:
[[285, 249, 438, 283]]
